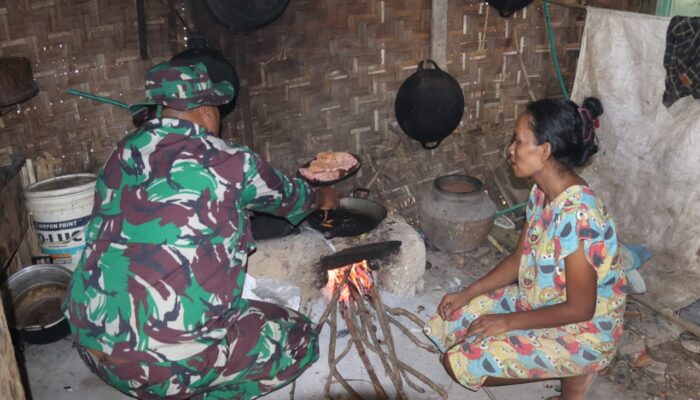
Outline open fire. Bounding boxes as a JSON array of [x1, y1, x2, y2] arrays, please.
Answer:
[[323, 260, 374, 303], [316, 258, 447, 400]]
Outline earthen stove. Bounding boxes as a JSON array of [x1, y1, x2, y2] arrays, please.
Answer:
[[247, 214, 426, 306]]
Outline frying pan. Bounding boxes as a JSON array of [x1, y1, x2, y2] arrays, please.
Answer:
[[307, 189, 387, 238], [395, 60, 464, 149], [205, 0, 290, 32]]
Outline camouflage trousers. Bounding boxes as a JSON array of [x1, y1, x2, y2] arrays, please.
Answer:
[[76, 300, 319, 399]]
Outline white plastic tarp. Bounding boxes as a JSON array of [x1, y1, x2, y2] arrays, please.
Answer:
[[572, 7, 700, 308]]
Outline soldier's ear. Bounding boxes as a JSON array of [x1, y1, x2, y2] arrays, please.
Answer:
[[201, 106, 219, 119]]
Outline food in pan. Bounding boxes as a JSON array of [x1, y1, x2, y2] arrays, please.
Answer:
[[299, 151, 358, 182]]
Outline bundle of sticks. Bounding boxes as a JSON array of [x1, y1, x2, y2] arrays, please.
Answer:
[[316, 268, 448, 400]]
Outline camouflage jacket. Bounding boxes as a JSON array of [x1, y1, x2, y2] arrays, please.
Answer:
[[63, 118, 316, 361]]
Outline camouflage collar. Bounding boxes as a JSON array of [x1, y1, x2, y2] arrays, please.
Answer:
[[146, 117, 213, 138]]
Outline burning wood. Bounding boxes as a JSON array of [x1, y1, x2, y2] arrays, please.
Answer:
[[317, 261, 446, 400]]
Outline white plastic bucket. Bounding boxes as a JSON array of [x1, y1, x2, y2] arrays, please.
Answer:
[[24, 174, 97, 271]]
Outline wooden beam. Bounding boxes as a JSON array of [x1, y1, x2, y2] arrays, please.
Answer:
[[431, 0, 448, 69]]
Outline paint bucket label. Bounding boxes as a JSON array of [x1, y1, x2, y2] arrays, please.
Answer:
[[34, 215, 91, 269]]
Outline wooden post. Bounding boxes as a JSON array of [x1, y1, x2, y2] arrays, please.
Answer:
[[0, 296, 26, 399], [431, 0, 448, 69]]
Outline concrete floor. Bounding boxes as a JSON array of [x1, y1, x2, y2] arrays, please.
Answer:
[[22, 246, 635, 400]]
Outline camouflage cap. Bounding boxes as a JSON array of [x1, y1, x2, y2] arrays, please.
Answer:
[[128, 60, 234, 115]]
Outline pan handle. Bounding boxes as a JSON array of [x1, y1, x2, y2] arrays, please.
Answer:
[[351, 188, 370, 199], [417, 59, 441, 73], [421, 140, 442, 150]]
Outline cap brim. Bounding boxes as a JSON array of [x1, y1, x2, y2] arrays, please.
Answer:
[[127, 80, 235, 114]]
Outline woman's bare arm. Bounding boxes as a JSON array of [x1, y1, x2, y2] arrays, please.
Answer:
[[466, 243, 598, 340]]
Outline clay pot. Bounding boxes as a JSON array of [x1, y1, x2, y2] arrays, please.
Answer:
[[420, 175, 496, 253]]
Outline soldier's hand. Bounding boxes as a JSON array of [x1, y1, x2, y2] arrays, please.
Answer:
[[315, 187, 340, 210]]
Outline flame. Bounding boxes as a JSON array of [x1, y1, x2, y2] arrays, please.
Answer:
[[324, 260, 374, 303]]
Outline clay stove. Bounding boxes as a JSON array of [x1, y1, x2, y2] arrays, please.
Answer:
[[246, 214, 427, 306]]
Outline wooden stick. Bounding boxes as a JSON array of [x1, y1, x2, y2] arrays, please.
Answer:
[[512, 25, 537, 102], [400, 368, 427, 394], [352, 293, 404, 395], [386, 313, 438, 353], [385, 306, 427, 328], [483, 387, 499, 400], [317, 268, 353, 329], [369, 288, 407, 399], [289, 380, 296, 400], [342, 306, 389, 400], [631, 295, 700, 338], [325, 300, 337, 399], [358, 332, 448, 400], [396, 359, 449, 400], [480, 3, 490, 52], [327, 301, 362, 400], [486, 234, 508, 254]]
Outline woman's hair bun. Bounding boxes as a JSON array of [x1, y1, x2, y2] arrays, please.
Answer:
[[582, 97, 604, 119]]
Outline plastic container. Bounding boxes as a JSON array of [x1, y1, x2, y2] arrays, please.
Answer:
[[24, 174, 97, 270]]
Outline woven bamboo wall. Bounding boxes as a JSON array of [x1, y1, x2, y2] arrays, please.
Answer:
[[0, 0, 184, 180], [0, 0, 645, 225], [228, 0, 644, 226]]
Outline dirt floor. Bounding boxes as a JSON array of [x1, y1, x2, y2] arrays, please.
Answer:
[[423, 230, 700, 400], [20, 225, 700, 399]]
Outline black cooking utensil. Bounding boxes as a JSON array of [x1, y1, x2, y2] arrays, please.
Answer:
[[321, 241, 402, 270], [395, 60, 465, 149], [307, 189, 387, 238], [297, 153, 362, 186]]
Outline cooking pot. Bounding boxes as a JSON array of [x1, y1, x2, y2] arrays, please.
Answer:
[[307, 189, 387, 239], [205, 0, 290, 32], [3, 264, 72, 344], [395, 60, 465, 150], [486, 0, 534, 17], [170, 37, 239, 118]]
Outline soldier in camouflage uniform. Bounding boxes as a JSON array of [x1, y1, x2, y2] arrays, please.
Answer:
[[62, 61, 339, 399]]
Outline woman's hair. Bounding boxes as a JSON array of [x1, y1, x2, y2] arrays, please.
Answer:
[[526, 97, 603, 168]]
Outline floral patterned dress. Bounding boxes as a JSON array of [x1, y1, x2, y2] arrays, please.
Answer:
[[424, 184, 627, 390]]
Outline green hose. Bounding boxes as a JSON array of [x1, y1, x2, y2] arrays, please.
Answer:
[[543, 0, 570, 98], [495, 202, 527, 217], [67, 89, 130, 110]]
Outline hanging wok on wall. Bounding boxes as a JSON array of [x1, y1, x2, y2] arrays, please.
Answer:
[[486, 0, 534, 17], [395, 60, 465, 150], [205, 0, 290, 32]]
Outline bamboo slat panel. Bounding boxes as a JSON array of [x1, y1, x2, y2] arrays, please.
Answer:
[[227, 0, 643, 225], [0, 0, 184, 178], [0, 0, 645, 226]]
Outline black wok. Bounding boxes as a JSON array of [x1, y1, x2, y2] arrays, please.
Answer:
[[307, 190, 387, 239], [395, 60, 464, 149], [205, 0, 290, 32]]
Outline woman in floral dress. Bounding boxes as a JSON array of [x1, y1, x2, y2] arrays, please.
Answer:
[[425, 97, 626, 400]]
